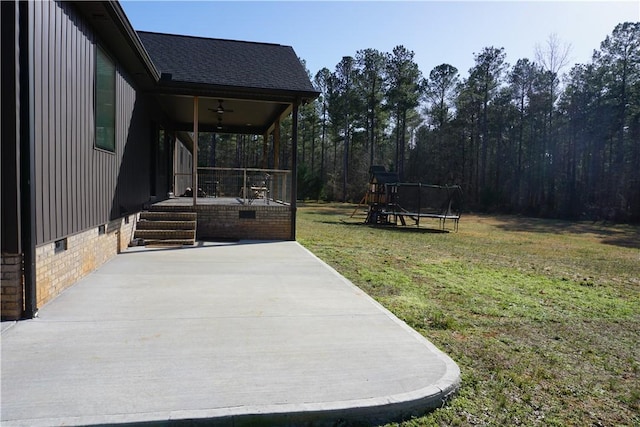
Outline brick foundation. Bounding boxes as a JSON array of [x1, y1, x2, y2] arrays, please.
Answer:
[[1, 254, 23, 321], [196, 205, 292, 240], [34, 214, 138, 308]]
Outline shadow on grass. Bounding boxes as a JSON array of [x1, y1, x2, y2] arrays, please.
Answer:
[[490, 215, 640, 249], [600, 235, 640, 249], [303, 208, 361, 218], [383, 226, 449, 235], [328, 220, 449, 234], [491, 216, 611, 234]]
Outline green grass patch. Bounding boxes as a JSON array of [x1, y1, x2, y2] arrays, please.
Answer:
[[297, 203, 640, 426]]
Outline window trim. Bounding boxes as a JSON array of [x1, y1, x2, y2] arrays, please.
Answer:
[[94, 44, 116, 153]]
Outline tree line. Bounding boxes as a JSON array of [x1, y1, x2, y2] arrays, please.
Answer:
[[202, 22, 640, 222]]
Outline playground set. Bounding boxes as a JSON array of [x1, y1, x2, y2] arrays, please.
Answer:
[[353, 166, 463, 231]]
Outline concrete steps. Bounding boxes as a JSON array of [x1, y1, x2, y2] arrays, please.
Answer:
[[133, 209, 197, 246]]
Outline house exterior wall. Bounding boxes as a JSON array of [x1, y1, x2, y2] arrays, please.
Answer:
[[1, 1, 31, 320], [28, 0, 162, 246]]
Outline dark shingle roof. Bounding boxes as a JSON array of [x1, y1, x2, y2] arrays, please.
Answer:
[[137, 31, 317, 95]]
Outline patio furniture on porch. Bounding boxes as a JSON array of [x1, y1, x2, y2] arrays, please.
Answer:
[[249, 173, 270, 205], [202, 180, 218, 198]]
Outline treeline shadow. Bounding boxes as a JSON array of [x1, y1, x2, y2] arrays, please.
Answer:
[[600, 234, 640, 249], [332, 220, 450, 234], [491, 215, 640, 250]]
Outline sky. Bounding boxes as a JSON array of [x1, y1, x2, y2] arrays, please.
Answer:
[[120, 1, 640, 81]]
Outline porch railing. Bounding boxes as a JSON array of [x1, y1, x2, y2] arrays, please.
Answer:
[[174, 168, 292, 205]]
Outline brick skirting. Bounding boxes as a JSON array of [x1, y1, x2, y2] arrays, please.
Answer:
[[34, 214, 138, 309], [1, 254, 23, 321], [196, 205, 292, 240]]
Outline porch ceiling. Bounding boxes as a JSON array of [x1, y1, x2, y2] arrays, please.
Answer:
[[155, 94, 290, 135], [137, 30, 317, 136]]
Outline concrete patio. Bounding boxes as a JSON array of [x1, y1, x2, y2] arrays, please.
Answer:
[[1, 241, 460, 426]]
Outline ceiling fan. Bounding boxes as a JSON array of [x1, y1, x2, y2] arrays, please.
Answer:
[[208, 99, 234, 115]]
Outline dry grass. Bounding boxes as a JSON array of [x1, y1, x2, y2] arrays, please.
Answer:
[[297, 203, 640, 426]]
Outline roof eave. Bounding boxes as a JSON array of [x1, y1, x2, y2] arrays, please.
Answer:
[[104, 1, 160, 82], [154, 80, 319, 103]]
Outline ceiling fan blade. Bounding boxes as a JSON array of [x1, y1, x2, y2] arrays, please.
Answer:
[[216, 99, 234, 114]]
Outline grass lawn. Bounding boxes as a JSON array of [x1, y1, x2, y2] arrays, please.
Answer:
[[296, 203, 640, 426]]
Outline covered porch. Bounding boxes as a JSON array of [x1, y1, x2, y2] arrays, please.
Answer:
[[138, 31, 319, 241]]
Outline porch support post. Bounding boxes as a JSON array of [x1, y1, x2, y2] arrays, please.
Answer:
[[273, 118, 280, 169], [172, 133, 178, 196], [262, 131, 269, 169], [290, 100, 299, 240], [192, 96, 199, 207]]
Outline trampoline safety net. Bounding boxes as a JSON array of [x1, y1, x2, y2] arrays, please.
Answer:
[[382, 183, 463, 230]]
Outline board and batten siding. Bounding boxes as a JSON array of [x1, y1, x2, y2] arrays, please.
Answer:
[[1, 1, 21, 254], [29, 1, 154, 245]]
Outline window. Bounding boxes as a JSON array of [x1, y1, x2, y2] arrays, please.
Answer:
[[95, 46, 115, 151]]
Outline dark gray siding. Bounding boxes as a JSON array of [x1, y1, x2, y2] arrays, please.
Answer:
[[110, 72, 156, 219], [29, 1, 161, 245], [1, 1, 20, 253]]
